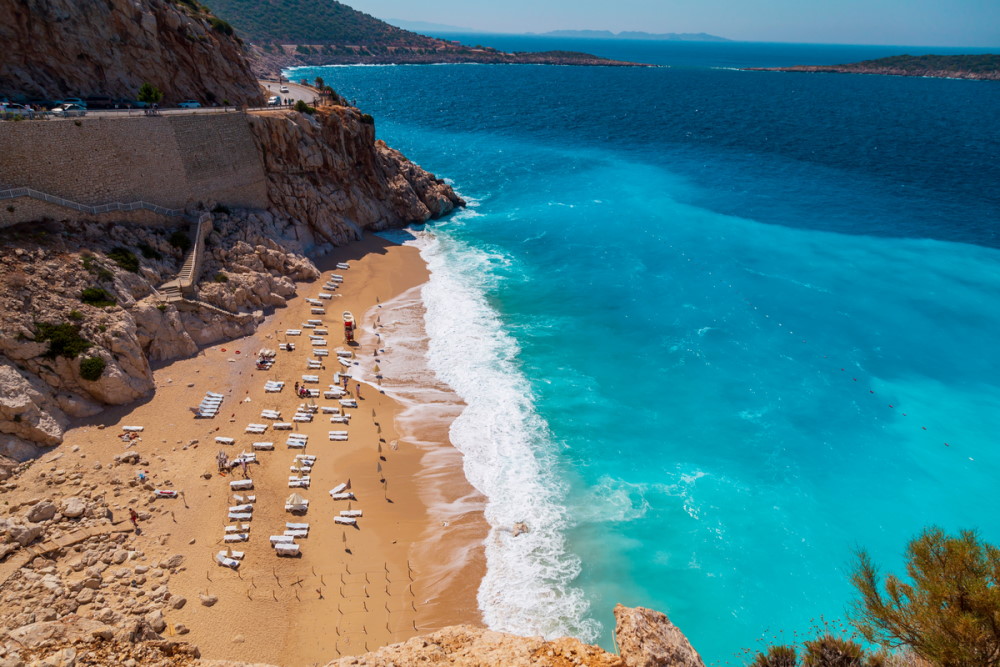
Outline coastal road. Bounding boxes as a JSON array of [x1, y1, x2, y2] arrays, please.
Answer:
[[259, 79, 320, 106]]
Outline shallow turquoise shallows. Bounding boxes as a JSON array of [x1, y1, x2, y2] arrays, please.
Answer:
[[289, 39, 1000, 664]]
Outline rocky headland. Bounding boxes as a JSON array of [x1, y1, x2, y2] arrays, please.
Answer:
[[746, 53, 1000, 81]]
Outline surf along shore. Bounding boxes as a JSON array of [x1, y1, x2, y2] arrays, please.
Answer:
[[46, 234, 486, 665]]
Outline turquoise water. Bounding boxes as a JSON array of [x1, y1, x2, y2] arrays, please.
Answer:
[[289, 41, 1000, 663]]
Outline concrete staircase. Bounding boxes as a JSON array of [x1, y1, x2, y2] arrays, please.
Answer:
[[159, 212, 212, 300]]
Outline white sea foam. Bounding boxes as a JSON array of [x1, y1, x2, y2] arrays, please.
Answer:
[[400, 225, 602, 642]]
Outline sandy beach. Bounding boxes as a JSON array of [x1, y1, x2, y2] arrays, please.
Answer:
[[47, 235, 487, 665]]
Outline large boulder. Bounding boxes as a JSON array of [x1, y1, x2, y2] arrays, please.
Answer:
[[614, 605, 705, 667], [26, 500, 57, 523], [6, 616, 115, 648]]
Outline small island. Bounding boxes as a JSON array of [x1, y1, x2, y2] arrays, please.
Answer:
[[746, 53, 1000, 80]]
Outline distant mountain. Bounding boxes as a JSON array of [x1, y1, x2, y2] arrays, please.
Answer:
[[539, 30, 730, 42], [201, 0, 651, 73], [746, 53, 1000, 81], [384, 18, 472, 34]]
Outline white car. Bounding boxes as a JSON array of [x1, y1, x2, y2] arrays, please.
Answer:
[[177, 100, 201, 108], [52, 104, 87, 117], [279, 86, 289, 94]]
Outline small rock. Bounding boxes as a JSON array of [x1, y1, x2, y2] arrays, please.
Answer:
[[144, 608, 166, 633], [175, 623, 190, 635], [199, 593, 218, 607], [232, 634, 245, 644]]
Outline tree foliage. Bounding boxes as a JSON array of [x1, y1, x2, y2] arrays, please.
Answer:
[[137, 82, 164, 105], [850, 527, 1000, 667], [34, 322, 93, 359]]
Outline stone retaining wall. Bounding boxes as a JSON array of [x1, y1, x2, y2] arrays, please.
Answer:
[[0, 114, 268, 229]]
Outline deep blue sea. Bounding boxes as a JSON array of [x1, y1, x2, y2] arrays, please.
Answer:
[[289, 38, 1000, 664]]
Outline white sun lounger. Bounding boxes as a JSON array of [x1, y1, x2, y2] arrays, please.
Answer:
[[215, 437, 235, 445], [284, 529, 309, 538], [303, 322, 317, 329], [287, 440, 307, 449], [225, 523, 251, 533], [228, 512, 252, 521], [328, 431, 348, 441], [232, 495, 255, 504], [278, 343, 294, 351], [229, 504, 253, 513], [285, 329, 301, 336], [284, 499, 309, 511], [339, 399, 357, 408], [275, 543, 300, 557], [323, 390, 342, 400], [252, 441, 274, 451], [337, 358, 353, 369], [122, 426, 144, 432], [206, 392, 224, 399], [334, 517, 357, 526], [270, 535, 295, 546], [340, 510, 363, 518], [302, 374, 319, 383], [318, 293, 333, 300], [314, 328, 329, 335], [286, 522, 309, 531], [305, 298, 322, 305], [336, 350, 353, 358], [330, 416, 350, 424], [311, 339, 327, 346], [329, 274, 344, 282], [336, 263, 349, 270], [230, 479, 253, 490], [288, 478, 310, 489], [295, 454, 316, 462], [224, 533, 249, 543], [290, 466, 308, 474], [323, 283, 339, 290], [320, 406, 341, 414], [245, 424, 267, 434], [331, 492, 356, 501], [329, 483, 347, 495], [293, 414, 313, 423], [217, 550, 245, 560], [307, 361, 322, 369], [215, 553, 240, 569], [264, 382, 284, 393], [307, 319, 323, 325], [304, 389, 320, 398], [314, 349, 329, 357], [233, 453, 256, 464], [310, 308, 325, 315], [273, 422, 292, 430], [260, 410, 281, 419]]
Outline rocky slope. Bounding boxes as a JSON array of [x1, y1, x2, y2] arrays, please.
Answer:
[[0, 0, 261, 105], [246, 107, 464, 248]]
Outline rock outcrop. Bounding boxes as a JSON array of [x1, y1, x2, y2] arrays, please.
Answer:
[[0, 0, 261, 105], [246, 108, 464, 248], [614, 605, 705, 667]]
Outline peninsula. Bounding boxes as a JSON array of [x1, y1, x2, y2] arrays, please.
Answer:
[[747, 53, 1000, 81], [204, 0, 651, 72]]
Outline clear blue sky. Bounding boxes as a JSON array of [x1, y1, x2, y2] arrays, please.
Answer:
[[347, 0, 1000, 47]]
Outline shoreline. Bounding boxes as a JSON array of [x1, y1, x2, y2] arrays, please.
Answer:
[[47, 234, 486, 664]]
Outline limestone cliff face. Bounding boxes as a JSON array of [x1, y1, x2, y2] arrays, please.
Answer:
[[0, 0, 261, 105], [247, 108, 465, 248]]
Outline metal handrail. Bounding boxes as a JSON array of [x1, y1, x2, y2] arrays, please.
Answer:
[[0, 187, 184, 217]]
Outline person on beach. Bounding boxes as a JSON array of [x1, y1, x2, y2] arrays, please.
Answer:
[[129, 508, 138, 529], [356, 383, 363, 399], [241, 459, 248, 478], [138, 470, 147, 482], [294, 381, 299, 394]]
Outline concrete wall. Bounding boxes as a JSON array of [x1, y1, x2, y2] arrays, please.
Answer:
[[0, 113, 268, 228]]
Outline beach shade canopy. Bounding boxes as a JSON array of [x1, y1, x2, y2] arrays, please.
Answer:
[[285, 492, 308, 510]]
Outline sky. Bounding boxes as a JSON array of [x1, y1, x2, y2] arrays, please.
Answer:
[[346, 0, 1000, 47]]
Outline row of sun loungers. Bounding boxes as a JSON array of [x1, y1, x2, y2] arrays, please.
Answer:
[[307, 360, 322, 369], [329, 430, 349, 441], [311, 338, 327, 346], [264, 380, 285, 392], [196, 392, 224, 418], [261, 409, 281, 420], [245, 423, 267, 434], [252, 441, 274, 451], [314, 349, 328, 357], [286, 329, 301, 336]]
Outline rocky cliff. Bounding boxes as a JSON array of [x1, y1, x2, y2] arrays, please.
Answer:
[[0, 0, 261, 105], [246, 107, 464, 248]]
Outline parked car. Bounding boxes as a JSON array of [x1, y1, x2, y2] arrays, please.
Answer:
[[177, 100, 201, 108], [51, 104, 87, 117], [279, 85, 289, 94], [1, 103, 35, 118], [84, 95, 114, 109], [267, 95, 281, 106]]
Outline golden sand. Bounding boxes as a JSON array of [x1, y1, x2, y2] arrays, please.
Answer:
[[59, 235, 487, 665]]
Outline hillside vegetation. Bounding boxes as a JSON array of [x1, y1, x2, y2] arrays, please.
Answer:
[[203, 0, 440, 45], [841, 53, 1000, 74]]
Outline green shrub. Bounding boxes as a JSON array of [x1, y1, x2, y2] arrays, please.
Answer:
[[751, 646, 797, 667], [107, 247, 139, 273], [360, 113, 374, 125], [67, 310, 84, 321], [157, 303, 168, 312], [851, 527, 1000, 666], [34, 322, 93, 359], [137, 82, 164, 106], [79, 356, 106, 382], [80, 287, 115, 307], [209, 16, 234, 35], [168, 231, 192, 252], [137, 242, 162, 260], [294, 100, 316, 115], [213, 272, 229, 283]]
